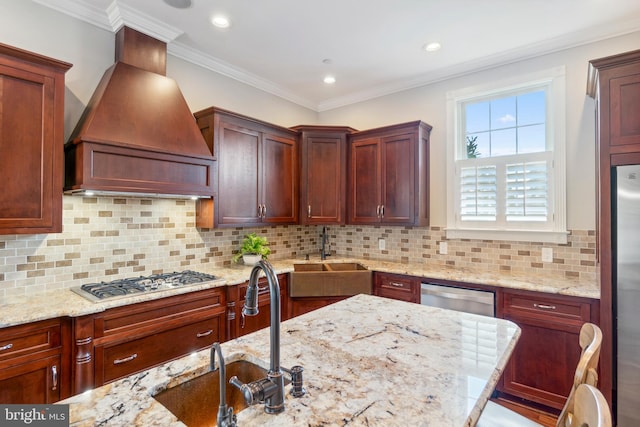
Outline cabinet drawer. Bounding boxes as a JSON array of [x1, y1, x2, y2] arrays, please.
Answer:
[[96, 288, 225, 338], [97, 316, 222, 385], [0, 319, 62, 362], [503, 292, 591, 323], [374, 273, 418, 302]]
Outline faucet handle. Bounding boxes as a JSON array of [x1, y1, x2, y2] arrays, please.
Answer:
[[282, 365, 306, 398], [230, 376, 277, 406]]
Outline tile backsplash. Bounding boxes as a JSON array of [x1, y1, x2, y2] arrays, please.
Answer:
[[0, 196, 596, 297]]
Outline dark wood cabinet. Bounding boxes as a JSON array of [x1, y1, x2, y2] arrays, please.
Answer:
[[0, 43, 71, 234], [293, 125, 355, 224], [348, 121, 431, 225], [0, 318, 71, 404], [373, 272, 419, 303], [72, 288, 225, 392], [226, 273, 289, 340], [497, 289, 599, 410], [195, 108, 298, 228], [288, 295, 347, 318], [587, 48, 640, 404]]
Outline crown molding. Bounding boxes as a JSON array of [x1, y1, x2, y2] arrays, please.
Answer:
[[33, 0, 183, 42], [167, 42, 317, 111]]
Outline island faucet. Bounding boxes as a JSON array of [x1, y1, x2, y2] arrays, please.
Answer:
[[229, 260, 286, 414], [210, 343, 237, 427]]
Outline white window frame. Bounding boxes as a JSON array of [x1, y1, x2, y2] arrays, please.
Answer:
[[445, 67, 568, 244]]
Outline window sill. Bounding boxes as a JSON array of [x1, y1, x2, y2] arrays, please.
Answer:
[[444, 228, 569, 244]]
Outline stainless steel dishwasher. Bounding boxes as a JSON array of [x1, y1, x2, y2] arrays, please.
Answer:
[[420, 282, 495, 317]]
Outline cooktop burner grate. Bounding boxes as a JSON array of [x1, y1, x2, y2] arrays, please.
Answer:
[[72, 270, 221, 302]]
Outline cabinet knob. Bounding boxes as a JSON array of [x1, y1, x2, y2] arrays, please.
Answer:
[[113, 353, 138, 365]]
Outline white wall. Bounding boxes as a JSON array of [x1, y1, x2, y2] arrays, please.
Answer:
[[318, 32, 640, 230], [169, 56, 317, 127]]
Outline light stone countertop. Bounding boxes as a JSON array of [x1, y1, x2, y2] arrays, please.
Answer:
[[60, 294, 521, 427], [0, 257, 598, 328]]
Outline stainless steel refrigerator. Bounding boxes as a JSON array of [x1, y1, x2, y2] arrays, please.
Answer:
[[615, 164, 640, 426]]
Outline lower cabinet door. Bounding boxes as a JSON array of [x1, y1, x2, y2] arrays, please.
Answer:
[[95, 316, 222, 386], [500, 316, 581, 409], [0, 355, 61, 404]]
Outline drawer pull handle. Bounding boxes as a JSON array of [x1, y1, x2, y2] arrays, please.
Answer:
[[196, 329, 213, 338], [51, 365, 58, 391], [113, 353, 137, 365], [0, 343, 13, 351], [389, 282, 405, 288], [534, 303, 557, 310], [308, 205, 312, 218]]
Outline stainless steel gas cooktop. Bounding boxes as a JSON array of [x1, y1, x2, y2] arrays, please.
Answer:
[[71, 270, 222, 302]]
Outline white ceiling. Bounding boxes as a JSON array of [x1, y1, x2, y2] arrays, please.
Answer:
[[37, 0, 640, 111]]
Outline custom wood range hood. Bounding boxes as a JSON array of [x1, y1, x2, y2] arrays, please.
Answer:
[[64, 27, 214, 198]]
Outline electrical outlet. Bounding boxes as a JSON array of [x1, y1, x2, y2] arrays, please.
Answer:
[[541, 247, 553, 263], [439, 241, 448, 255], [378, 238, 385, 250]]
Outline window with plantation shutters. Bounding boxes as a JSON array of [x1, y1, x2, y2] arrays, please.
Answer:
[[446, 68, 567, 244]]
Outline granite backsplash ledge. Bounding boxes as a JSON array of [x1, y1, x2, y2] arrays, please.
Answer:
[[0, 196, 596, 297]]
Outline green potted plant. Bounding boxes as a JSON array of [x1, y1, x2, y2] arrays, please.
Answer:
[[232, 233, 271, 264]]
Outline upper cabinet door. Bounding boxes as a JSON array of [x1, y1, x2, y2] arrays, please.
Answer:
[[296, 126, 352, 225], [262, 130, 297, 224], [217, 119, 262, 225], [348, 121, 431, 226], [380, 132, 416, 224], [349, 137, 382, 224], [610, 71, 640, 147], [589, 50, 640, 152], [0, 44, 71, 234]]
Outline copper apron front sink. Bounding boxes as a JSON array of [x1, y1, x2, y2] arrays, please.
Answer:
[[154, 359, 270, 426], [289, 263, 372, 297]]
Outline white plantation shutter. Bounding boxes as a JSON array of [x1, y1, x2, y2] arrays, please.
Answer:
[[460, 165, 496, 221], [506, 160, 548, 221]]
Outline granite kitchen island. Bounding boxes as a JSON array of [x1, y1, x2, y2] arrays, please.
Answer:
[[62, 294, 520, 426]]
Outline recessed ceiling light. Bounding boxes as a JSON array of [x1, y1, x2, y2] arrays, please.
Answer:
[[424, 42, 441, 52], [211, 15, 231, 29], [324, 75, 336, 84], [163, 0, 192, 9]]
